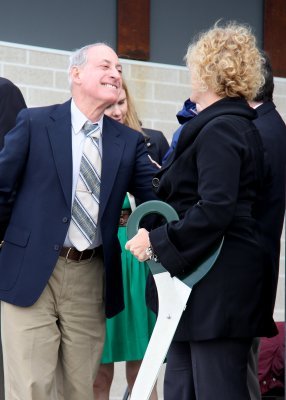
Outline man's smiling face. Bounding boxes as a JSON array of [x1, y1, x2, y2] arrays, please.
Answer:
[[73, 45, 123, 109]]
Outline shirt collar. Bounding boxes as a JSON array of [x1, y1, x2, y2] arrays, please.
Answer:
[[71, 99, 104, 134], [252, 102, 263, 109]]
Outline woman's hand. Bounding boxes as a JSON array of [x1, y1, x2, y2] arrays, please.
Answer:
[[125, 228, 150, 262]]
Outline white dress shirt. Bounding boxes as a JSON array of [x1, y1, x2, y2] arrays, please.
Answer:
[[64, 99, 103, 248]]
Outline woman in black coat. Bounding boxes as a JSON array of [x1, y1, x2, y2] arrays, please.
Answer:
[[126, 22, 278, 400]]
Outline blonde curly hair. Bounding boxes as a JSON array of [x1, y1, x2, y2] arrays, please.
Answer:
[[185, 21, 265, 101]]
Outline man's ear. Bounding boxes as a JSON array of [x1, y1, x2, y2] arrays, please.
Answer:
[[70, 66, 82, 84]]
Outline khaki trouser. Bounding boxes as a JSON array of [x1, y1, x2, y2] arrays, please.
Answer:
[[1, 255, 105, 400]]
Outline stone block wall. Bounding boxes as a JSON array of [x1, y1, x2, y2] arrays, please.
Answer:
[[0, 41, 285, 320]]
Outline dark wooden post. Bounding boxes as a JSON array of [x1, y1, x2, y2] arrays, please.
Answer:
[[117, 0, 150, 61], [264, 0, 286, 77]]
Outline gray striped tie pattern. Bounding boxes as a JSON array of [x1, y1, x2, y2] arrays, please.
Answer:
[[69, 121, 101, 251]]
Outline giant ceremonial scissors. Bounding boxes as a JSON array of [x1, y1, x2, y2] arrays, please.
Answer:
[[126, 200, 223, 400]]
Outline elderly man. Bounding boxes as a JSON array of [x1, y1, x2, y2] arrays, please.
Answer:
[[0, 43, 156, 400]]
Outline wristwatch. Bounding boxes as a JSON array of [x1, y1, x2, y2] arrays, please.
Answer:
[[145, 243, 159, 262]]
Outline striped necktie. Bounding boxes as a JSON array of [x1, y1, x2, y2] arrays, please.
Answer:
[[69, 121, 101, 251]]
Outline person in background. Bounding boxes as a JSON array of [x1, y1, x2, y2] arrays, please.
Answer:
[[0, 76, 26, 400], [126, 22, 279, 400], [258, 322, 284, 397], [0, 43, 157, 400], [93, 78, 169, 400], [0, 77, 27, 150], [162, 98, 197, 164], [247, 51, 286, 400], [0, 77, 27, 244]]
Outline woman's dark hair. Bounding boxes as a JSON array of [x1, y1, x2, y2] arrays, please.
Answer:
[[254, 51, 274, 102]]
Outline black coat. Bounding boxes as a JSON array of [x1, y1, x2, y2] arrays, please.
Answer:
[[0, 77, 26, 149], [143, 128, 169, 165], [149, 97, 278, 341], [0, 78, 27, 240], [252, 101, 286, 315]]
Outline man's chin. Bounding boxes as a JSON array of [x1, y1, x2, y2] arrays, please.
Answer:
[[105, 94, 119, 106]]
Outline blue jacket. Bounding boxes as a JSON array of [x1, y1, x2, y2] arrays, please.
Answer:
[[0, 100, 157, 318], [162, 99, 197, 163]]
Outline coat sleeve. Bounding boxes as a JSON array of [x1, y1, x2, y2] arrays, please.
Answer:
[[0, 80, 27, 149], [0, 109, 30, 239], [128, 134, 158, 202], [149, 119, 247, 276]]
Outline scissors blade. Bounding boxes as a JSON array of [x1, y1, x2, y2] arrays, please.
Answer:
[[130, 272, 191, 400], [126, 200, 224, 400]]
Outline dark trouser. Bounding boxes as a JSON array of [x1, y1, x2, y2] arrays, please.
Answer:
[[247, 338, 261, 400], [0, 311, 4, 400], [164, 337, 252, 400]]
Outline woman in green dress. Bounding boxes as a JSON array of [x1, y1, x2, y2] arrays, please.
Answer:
[[93, 79, 169, 399]]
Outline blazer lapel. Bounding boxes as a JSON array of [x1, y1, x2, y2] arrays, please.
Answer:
[[47, 100, 73, 209], [99, 117, 125, 218]]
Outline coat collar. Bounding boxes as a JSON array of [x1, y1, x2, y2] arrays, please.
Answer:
[[255, 100, 275, 117], [47, 100, 73, 208], [178, 97, 255, 153], [161, 97, 256, 172]]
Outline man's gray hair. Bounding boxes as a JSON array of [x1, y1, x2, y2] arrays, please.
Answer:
[[68, 42, 110, 86]]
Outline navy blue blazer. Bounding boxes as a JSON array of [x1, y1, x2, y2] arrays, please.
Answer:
[[0, 100, 157, 318]]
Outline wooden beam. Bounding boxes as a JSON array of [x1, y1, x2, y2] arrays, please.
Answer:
[[264, 0, 286, 77], [117, 0, 150, 61]]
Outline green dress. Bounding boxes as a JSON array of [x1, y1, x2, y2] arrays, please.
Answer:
[[101, 195, 157, 362]]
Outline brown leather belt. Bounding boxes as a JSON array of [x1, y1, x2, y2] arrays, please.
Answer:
[[119, 208, 132, 227], [60, 246, 103, 262]]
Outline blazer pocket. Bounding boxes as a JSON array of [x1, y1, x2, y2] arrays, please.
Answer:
[[0, 225, 30, 291], [3, 225, 30, 247]]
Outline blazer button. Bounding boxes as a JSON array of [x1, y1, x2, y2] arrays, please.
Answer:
[[62, 217, 68, 223], [54, 244, 60, 251], [152, 177, 160, 188]]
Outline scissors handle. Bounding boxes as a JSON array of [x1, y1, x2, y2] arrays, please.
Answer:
[[126, 200, 223, 288], [126, 200, 179, 275]]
